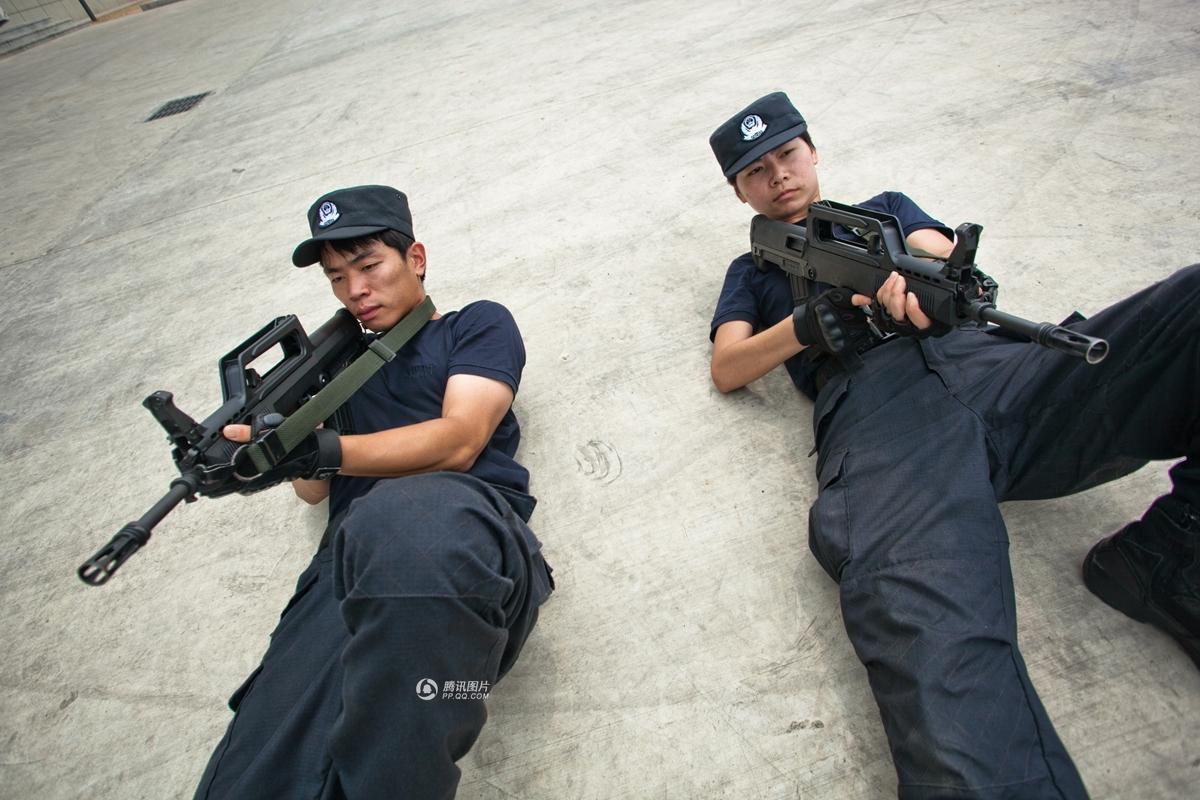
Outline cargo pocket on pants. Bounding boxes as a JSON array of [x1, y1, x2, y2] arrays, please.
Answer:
[[808, 447, 851, 581]]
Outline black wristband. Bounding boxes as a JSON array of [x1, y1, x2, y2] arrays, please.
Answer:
[[309, 428, 342, 479], [792, 302, 813, 347]]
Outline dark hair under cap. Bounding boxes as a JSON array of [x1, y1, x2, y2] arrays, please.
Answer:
[[709, 92, 809, 178]]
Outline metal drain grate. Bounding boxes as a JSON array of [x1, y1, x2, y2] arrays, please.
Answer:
[[146, 92, 211, 122]]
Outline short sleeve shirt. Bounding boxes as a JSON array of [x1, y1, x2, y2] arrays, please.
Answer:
[[328, 300, 532, 519], [709, 192, 952, 400]]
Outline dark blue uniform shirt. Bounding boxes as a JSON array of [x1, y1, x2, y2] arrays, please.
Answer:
[[329, 300, 533, 520], [709, 191, 952, 400]]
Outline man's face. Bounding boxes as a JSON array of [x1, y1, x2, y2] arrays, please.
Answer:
[[321, 239, 427, 332], [733, 137, 820, 223]]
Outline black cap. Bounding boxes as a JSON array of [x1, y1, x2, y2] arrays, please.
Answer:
[[292, 184, 414, 267], [709, 92, 808, 179]]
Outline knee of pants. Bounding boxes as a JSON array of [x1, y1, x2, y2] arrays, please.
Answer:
[[334, 473, 514, 605], [1154, 264, 1200, 331], [1175, 262, 1200, 294]]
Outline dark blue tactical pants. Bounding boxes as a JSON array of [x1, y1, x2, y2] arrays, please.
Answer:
[[808, 264, 1200, 799], [194, 472, 554, 800]]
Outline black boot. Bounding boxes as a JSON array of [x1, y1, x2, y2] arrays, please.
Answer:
[[1083, 495, 1200, 668]]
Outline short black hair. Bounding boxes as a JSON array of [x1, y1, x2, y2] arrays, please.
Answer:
[[321, 229, 414, 262], [727, 131, 816, 186]]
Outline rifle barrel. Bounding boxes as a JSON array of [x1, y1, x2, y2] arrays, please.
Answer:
[[78, 474, 199, 586], [974, 305, 1109, 364]]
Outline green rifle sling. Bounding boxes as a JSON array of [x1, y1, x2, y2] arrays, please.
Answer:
[[244, 295, 437, 474]]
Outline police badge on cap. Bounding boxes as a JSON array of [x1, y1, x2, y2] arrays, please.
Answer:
[[740, 115, 767, 141], [317, 202, 340, 227], [710, 92, 809, 178]]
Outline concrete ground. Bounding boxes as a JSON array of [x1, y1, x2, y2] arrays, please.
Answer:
[[1, 0, 1198, 797]]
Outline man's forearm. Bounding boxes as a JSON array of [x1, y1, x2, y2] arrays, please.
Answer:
[[711, 317, 804, 393], [288, 415, 497, 505], [338, 416, 486, 477]]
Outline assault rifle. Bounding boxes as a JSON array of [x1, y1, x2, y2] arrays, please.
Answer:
[[78, 310, 365, 586], [750, 200, 1109, 364]]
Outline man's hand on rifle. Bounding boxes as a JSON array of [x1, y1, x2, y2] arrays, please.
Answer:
[[793, 288, 875, 357], [225, 422, 341, 495], [853, 271, 951, 339]]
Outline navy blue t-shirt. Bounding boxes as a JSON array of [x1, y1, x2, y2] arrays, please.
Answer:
[[328, 300, 532, 520], [709, 192, 953, 400]]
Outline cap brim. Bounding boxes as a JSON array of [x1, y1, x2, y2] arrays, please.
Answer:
[[723, 123, 808, 178], [291, 224, 389, 267]]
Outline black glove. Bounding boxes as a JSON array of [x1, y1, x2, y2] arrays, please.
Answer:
[[793, 288, 875, 359], [873, 302, 952, 339], [233, 416, 342, 495]]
